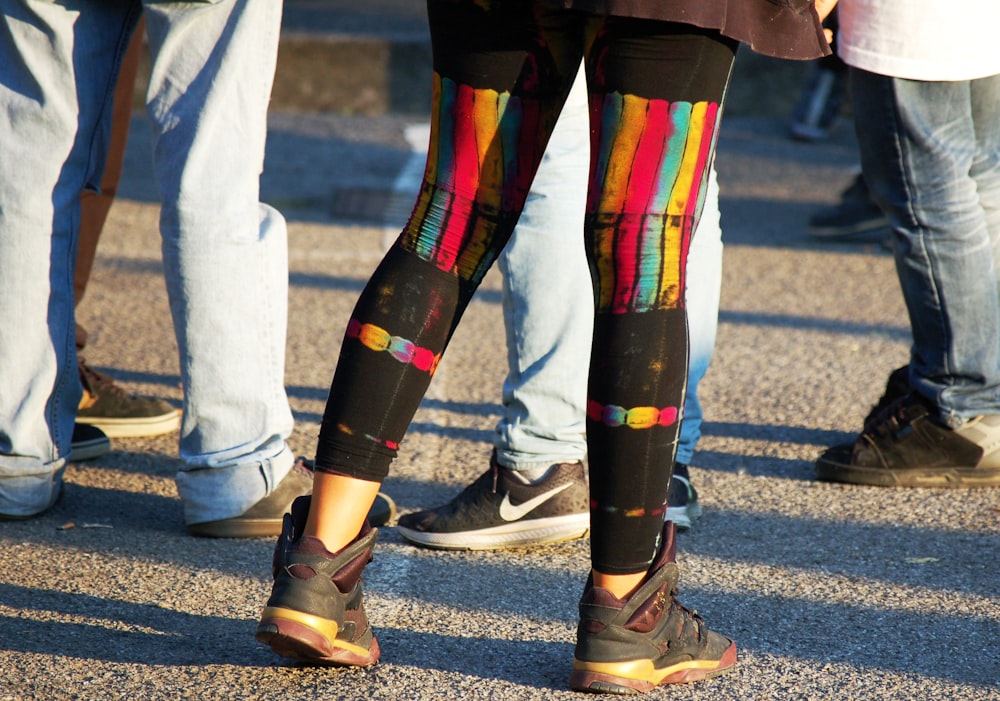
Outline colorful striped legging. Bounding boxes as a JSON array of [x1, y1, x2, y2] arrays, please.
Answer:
[[314, 0, 738, 574]]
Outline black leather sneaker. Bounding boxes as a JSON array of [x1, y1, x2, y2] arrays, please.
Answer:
[[69, 422, 111, 462]]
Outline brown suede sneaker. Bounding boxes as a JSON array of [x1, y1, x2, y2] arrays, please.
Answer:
[[187, 460, 314, 538], [76, 358, 181, 438]]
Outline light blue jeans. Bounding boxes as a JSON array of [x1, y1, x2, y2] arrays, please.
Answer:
[[851, 69, 1000, 426], [0, 0, 293, 522], [494, 70, 723, 469]]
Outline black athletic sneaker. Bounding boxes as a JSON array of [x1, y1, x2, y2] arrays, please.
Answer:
[[861, 365, 910, 427], [69, 423, 111, 461], [665, 463, 702, 530], [807, 174, 888, 238], [76, 358, 181, 438], [397, 452, 590, 550], [570, 521, 737, 694], [817, 365, 911, 463], [816, 392, 1000, 487], [256, 496, 381, 666]]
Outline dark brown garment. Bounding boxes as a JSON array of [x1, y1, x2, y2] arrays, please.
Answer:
[[540, 0, 830, 60]]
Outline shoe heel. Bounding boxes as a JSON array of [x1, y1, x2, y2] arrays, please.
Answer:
[[570, 660, 657, 694], [256, 606, 379, 666]]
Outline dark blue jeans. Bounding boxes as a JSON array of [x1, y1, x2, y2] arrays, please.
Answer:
[[851, 68, 1000, 425]]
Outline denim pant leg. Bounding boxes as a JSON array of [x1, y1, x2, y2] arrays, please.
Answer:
[[676, 167, 722, 466], [494, 69, 592, 470], [494, 69, 722, 470], [141, 0, 295, 524], [851, 69, 1000, 423], [0, 1, 140, 516]]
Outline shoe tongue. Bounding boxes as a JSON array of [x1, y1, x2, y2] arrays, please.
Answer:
[[651, 521, 678, 569]]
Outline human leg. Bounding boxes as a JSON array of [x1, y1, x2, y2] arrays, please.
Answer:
[[493, 66, 592, 471], [73, 16, 182, 441], [496, 73, 723, 474], [302, 0, 580, 544], [570, 17, 737, 693], [396, 65, 592, 549], [676, 166, 722, 465], [667, 166, 722, 528], [816, 69, 1000, 487], [396, 70, 723, 548], [139, 0, 304, 531], [258, 0, 582, 662], [74, 17, 144, 312], [0, 0, 140, 518], [581, 19, 734, 579]]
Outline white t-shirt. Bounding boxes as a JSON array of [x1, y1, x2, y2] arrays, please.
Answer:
[[837, 0, 1000, 81]]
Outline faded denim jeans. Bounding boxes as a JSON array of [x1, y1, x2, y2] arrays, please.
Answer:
[[494, 68, 724, 469], [0, 0, 293, 521]]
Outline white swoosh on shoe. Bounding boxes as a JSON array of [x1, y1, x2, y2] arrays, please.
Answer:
[[498, 483, 573, 522]]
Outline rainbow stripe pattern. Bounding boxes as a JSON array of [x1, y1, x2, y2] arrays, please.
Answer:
[[590, 499, 667, 519], [345, 318, 441, 374], [333, 422, 400, 452], [401, 73, 546, 283], [586, 399, 680, 429], [588, 94, 721, 314]]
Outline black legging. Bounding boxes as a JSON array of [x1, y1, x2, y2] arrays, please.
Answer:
[[315, 0, 737, 574]]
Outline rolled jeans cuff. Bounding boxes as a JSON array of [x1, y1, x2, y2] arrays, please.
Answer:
[[175, 444, 294, 525]]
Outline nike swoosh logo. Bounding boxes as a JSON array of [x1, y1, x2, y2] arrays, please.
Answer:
[[498, 483, 573, 522]]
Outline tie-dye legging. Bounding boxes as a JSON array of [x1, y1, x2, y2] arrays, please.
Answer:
[[314, 0, 738, 574]]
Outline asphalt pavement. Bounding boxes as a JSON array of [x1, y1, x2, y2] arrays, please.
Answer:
[[1, 2, 997, 700]]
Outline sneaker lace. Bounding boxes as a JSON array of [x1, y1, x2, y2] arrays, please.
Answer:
[[862, 367, 910, 427], [667, 585, 711, 647], [864, 394, 929, 438], [442, 466, 500, 515], [78, 358, 130, 400]]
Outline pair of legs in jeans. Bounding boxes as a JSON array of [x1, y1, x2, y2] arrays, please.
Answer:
[[257, 1, 738, 691], [0, 0, 306, 530], [73, 17, 182, 448], [817, 69, 1000, 487]]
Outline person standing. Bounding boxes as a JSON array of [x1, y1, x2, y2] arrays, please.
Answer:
[[0, 0, 310, 536], [816, 0, 1000, 488], [254, 0, 831, 693]]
